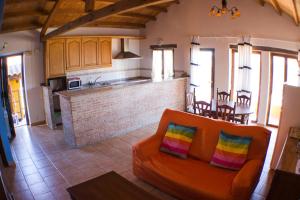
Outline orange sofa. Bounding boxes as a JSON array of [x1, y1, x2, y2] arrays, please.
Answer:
[[133, 109, 271, 200]]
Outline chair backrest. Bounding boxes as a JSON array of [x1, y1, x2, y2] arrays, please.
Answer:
[[217, 102, 236, 122], [237, 91, 252, 106], [217, 88, 231, 101], [194, 100, 212, 117]]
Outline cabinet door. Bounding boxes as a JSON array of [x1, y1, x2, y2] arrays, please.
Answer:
[[82, 38, 98, 68], [98, 38, 112, 67], [47, 39, 65, 78], [66, 38, 81, 71]]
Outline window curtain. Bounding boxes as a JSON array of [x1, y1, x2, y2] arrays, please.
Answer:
[[190, 36, 201, 94], [163, 50, 174, 80], [298, 50, 300, 86], [237, 40, 253, 92], [152, 50, 163, 82]]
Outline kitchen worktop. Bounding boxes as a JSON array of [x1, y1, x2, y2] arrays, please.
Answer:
[[57, 77, 186, 98], [58, 77, 187, 147]]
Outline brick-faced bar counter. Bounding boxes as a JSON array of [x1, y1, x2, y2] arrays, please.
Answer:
[[57, 78, 187, 147]]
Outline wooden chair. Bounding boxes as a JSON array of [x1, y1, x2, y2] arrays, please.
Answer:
[[185, 89, 195, 113], [236, 90, 252, 124], [216, 102, 236, 122], [194, 100, 212, 118], [217, 88, 231, 101]]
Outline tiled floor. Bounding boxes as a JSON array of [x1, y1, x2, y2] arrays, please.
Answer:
[[1, 123, 277, 200]]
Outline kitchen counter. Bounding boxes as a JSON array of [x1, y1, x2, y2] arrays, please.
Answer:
[[58, 77, 187, 147]]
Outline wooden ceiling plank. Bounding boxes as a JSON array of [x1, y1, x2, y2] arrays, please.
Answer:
[[0, 0, 4, 31], [43, 0, 176, 40], [5, 10, 48, 19], [40, 0, 64, 40], [292, 0, 300, 26], [88, 21, 146, 29], [119, 12, 156, 21], [270, 0, 282, 15], [85, 0, 96, 12]]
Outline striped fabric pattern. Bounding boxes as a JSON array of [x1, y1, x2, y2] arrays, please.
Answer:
[[211, 131, 252, 170], [160, 123, 197, 159]]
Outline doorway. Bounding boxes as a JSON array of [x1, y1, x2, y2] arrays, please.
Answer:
[[1, 54, 28, 128], [267, 53, 298, 127]]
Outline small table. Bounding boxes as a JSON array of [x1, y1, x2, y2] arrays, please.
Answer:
[[67, 171, 161, 200]]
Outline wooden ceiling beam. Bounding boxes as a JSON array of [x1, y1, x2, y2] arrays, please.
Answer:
[[40, 0, 64, 40], [87, 21, 146, 29], [1, 21, 42, 33], [259, 0, 265, 6], [43, 0, 176, 41], [5, 10, 48, 19], [270, 0, 282, 15], [85, 0, 96, 12], [292, 0, 299, 26], [0, 0, 5, 31], [119, 12, 156, 21]]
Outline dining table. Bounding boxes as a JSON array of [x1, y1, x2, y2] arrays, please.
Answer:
[[211, 99, 253, 116]]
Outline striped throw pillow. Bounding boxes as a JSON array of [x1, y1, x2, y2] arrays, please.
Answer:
[[160, 123, 197, 159], [210, 131, 252, 170]]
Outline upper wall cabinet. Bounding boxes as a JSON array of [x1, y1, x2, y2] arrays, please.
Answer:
[[66, 38, 81, 71], [82, 37, 99, 68], [98, 38, 112, 67], [46, 39, 65, 79], [45, 36, 113, 80]]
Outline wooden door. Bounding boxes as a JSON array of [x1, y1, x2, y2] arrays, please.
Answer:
[[82, 38, 98, 68], [66, 38, 81, 71], [98, 38, 112, 67], [47, 39, 65, 78]]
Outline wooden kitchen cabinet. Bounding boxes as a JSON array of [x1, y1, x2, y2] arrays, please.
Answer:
[[45, 36, 113, 80], [82, 37, 98, 68], [46, 39, 65, 78], [66, 38, 81, 71], [98, 38, 112, 67]]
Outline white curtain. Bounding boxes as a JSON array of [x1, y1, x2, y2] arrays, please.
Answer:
[[298, 50, 300, 86], [190, 36, 201, 91], [152, 50, 163, 82], [163, 50, 174, 80], [237, 41, 252, 92]]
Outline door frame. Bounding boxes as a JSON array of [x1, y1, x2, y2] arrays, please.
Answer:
[[1, 53, 29, 129], [266, 53, 298, 127]]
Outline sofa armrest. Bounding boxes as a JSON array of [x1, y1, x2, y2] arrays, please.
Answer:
[[132, 134, 162, 162], [231, 159, 263, 200]]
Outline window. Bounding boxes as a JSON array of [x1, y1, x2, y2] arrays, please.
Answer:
[[267, 53, 298, 126], [151, 45, 176, 81], [231, 50, 261, 122], [192, 49, 215, 101]]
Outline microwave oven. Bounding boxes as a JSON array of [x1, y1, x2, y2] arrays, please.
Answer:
[[67, 77, 82, 90]]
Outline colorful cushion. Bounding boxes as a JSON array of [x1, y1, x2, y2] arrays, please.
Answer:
[[160, 123, 197, 159], [210, 131, 252, 170]]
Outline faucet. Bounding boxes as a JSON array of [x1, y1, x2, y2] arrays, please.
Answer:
[[93, 74, 102, 86]]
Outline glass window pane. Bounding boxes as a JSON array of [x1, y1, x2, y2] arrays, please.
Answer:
[[250, 53, 261, 121], [269, 56, 285, 126], [163, 50, 174, 79], [287, 58, 298, 86], [194, 50, 213, 101]]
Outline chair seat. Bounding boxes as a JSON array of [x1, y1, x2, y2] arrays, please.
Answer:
[[142, 152, 237, 200]]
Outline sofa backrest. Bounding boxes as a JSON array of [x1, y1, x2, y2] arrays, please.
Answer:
[[155, 109, 271, 163]]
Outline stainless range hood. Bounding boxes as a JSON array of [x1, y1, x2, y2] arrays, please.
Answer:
[[114, 38, 141, 59]]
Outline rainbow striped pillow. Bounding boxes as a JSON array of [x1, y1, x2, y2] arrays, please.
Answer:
[[160, 123, 197, 159], [210, 131, 252, 170]]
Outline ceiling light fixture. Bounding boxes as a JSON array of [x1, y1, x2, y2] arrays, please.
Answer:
[[209, 0, 240, 19]]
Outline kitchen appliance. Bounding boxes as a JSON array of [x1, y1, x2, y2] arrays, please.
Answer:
[[67, 77, 81, 90], [48, 76, 67, 92], [114, 38, 141, 59]]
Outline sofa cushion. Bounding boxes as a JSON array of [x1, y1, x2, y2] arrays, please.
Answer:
[[142, 152, 237, 200], [210, 131, 252, 170], [160, 123, 196, 159]]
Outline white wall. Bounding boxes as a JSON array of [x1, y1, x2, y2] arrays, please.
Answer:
[[0, 31, 45, 124], [0, 27, 142, 124], [140, 0, 300, 125]]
